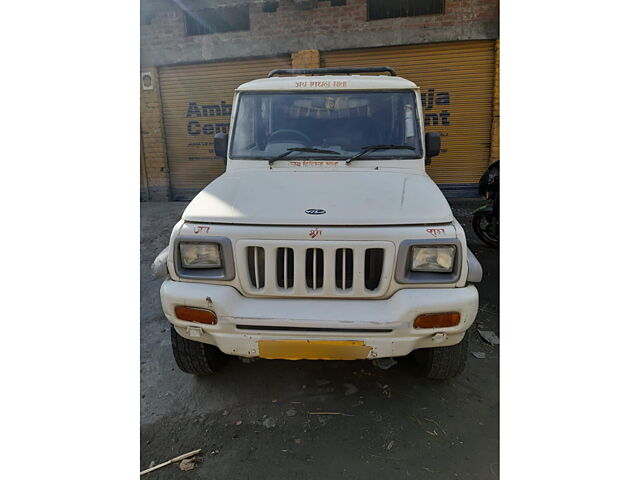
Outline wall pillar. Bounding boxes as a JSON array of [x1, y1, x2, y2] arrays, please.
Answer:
[[140, 67, 171, 200], [489, 39, 500, 165]]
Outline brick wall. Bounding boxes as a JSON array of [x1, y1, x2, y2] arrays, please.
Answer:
[[140, 67, 170, 200], [140, 0, 499, 66]]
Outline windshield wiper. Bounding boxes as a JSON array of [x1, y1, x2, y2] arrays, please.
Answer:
[[346, 144, 416, 164], [269, 147, 341, 165]]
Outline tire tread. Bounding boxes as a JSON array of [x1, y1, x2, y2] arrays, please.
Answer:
[[413, 333, 469, 379], [170, 327, 227, 375]]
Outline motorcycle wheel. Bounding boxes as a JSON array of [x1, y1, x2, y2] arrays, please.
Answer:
[[472, 214, 499, 248]]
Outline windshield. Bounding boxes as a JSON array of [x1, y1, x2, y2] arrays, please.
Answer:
[[229, 91, 422, 160]]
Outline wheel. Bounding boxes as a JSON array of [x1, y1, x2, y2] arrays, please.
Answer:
[[472, 213, 499, 248], [170, 327, 228, 375], [412, 333, 469, 379]]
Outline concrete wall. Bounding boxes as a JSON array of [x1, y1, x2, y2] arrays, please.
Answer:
[[141, 0, 499, 67]]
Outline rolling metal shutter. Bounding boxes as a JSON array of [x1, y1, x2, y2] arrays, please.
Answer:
[[159, 56, 291, 200], [322, 40, 495, 188]]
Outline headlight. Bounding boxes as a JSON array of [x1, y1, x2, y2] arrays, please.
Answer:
[[410, 245, 456, 272], [179, 243, 222, 268]]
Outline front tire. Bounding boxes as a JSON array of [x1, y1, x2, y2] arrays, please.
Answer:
[[412, 333, 469, 379], [170, 327, 228, 375]]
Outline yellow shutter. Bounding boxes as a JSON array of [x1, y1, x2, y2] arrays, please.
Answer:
[[159, 56, 291, 200], [321, 40, 495, 185]]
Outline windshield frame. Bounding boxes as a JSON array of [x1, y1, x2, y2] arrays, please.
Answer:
[[228, 89, 424, 161]]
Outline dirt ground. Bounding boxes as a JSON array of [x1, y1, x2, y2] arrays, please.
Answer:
[[140, 199, 499, 479]]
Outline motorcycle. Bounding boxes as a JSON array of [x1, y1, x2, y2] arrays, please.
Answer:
[[472, 160, 499, 248]]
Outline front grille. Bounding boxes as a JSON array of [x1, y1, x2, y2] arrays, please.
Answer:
[[237, 240, 394, 298]]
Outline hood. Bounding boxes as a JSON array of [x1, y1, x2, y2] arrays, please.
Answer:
[[182, 169, 453, 226]]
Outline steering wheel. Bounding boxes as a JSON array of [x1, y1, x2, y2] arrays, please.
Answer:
[[267, 129, 312, 146]]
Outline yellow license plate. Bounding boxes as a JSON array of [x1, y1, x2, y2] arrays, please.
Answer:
[[258, 340, 372, 360]]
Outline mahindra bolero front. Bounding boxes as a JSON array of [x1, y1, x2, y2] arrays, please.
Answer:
[[153, 69, 482, 379]]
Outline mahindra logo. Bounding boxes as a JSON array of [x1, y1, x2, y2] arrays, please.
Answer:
[[305, 209, 326, 215]]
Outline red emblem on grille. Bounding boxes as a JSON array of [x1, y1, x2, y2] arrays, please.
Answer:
[[309, 228, 322, 239]]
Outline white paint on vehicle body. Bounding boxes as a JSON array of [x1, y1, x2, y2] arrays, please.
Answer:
[[182, 169, 453, 226]]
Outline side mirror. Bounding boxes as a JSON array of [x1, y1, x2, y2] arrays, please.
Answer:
[[425, 131, 441, 165], [213, 132, 229, 163]]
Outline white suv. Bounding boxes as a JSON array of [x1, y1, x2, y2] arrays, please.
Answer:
[[152, 67, 482, 379]]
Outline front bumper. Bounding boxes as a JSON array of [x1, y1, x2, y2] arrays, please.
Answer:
[[160, 281, 479, 359]]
